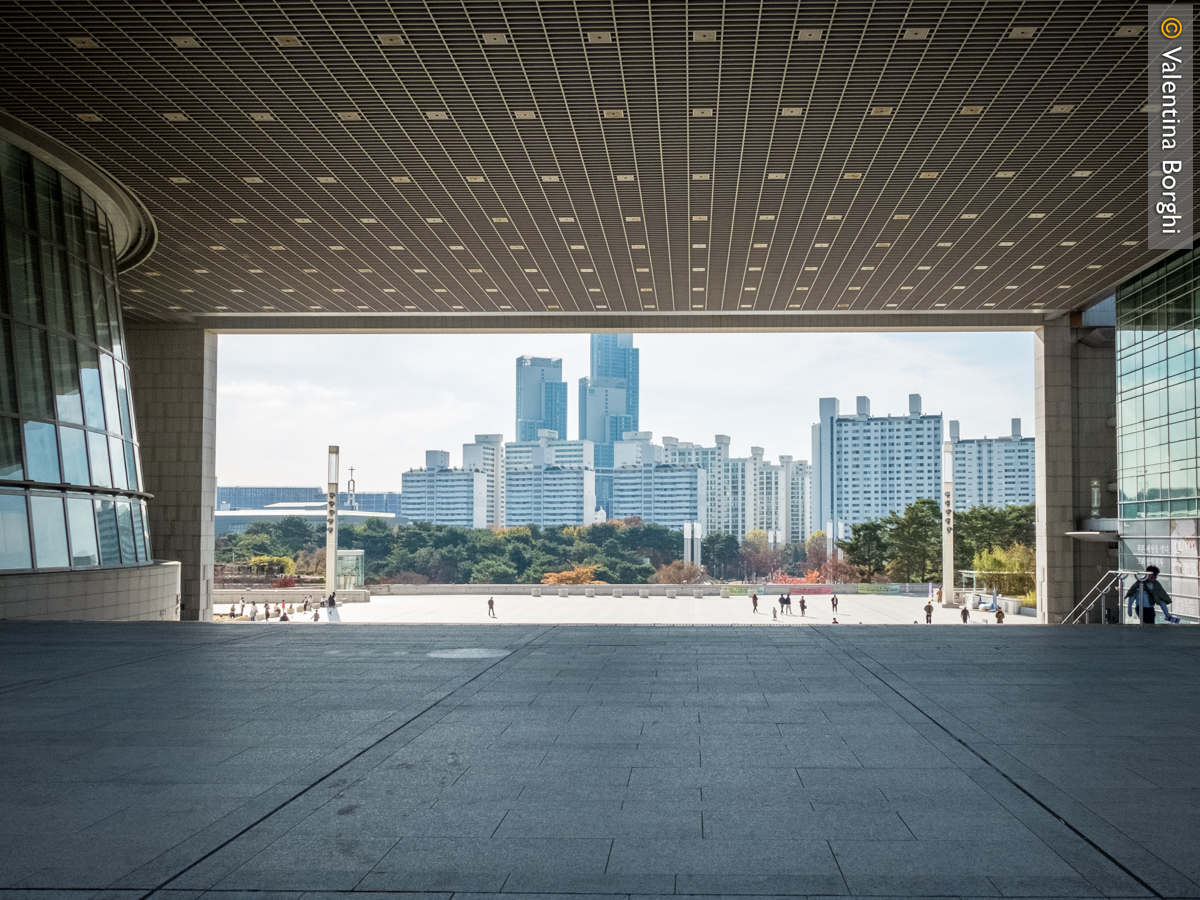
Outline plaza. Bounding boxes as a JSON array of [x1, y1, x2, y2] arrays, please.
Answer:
[[2, 621, 1197, 898]]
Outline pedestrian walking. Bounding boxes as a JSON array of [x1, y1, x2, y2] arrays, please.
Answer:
[[960, 605, 970, 624], [799, 596, 807, 617], [995, 607, 1006, 624], [239, 602, 245, 617], [311, 607, 320, 622], [249, 602, 258, 622], [328, 592, 337, 608], [488, 596, 496, 618], [1126, 565, 1177, 623], [924, 601, 933, 624], [772, 606, 777, 621], [752, 593, 758, 613], [831, 594, 839, 613], [229, 603, 237, 619]]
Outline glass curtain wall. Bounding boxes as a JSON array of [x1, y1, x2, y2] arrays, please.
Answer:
[[0, 140, 151, 573], [1116, 247, 1200, 619]]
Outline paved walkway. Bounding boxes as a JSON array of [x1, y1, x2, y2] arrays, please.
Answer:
[[228, 591, 1035, 626], [2, 622, 1196, 900]]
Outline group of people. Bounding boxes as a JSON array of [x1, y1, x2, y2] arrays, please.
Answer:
[[750, 591, 840, 622], [228, 592, 337, 623]]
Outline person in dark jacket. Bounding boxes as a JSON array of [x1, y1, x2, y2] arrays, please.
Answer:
[[1126, 565, 1177, 624]]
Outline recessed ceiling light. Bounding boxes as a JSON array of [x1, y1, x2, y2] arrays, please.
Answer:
[[843, 172, 862, 179], [168, 305, 183, 309], [1122, 240, 1138, 246], [558, 217, 575, 223], [695, 304, 707, 308], [759, 214, 775, 221], [243, 176, 264, 183], [692, 215, 708, 221], [587, 32, 612, 43], [1005, 285, 1018, 289], [499, 303, 513, 309], [903, 27, 930, 40], [310, 305, 322, 309], [510, 244, 525, 250], [358, 305, 371, 309], [625, 216, 642, 222], [69, 36, 100, 49], [435, 288, 448, 293], [692, 173, 711, 180], [797, 286, 809, 291], [740, 304, 752, 308], [76, 113, 103, 122], [485, 288, 498, 293], [893, 214, 910, 220], [301, 268, 318, 273], [128, 289, 144, 293], [919, 171, 939, 179], [378, 33, 406, 46], [317, 176, 338, 184], [813, 243, 829, 248], [280, 289, 294, 293], [631, 243, 646, 249], [1060, 241, 1077, 246], [426, 110, 449, 120], [995, 171, 1016, 178], [209, 245, 227, 250], [449, 245, 465, 250], [961, 105, 984, 115], [268, 245, 285, 251], [899, 287, 913, 291], [692, 287, 704, 292], [1115, 24, 1144, 37], [999, 241, 1015, 246], [1028, 212, 1046, 218], [796, 29, 823, 41], [359, 217, 379, 224], [1072, 170, 1094, 177], [870, 106, 894, 116], [693, 30, 717, 42], [917, 265, 931, 270], [275, 35, 302, 47], [1087, 264, 1102, 269], [603, 109, 625, 118], [753, 242, 768, 248], [1030, 265, 1046, 269], [768, 173, 787, 180], [541, 174, 560, 182], [230, 289, 244, 293], [1009, 26, 1038, 39], [1057, 285, 1072, 289], [935, 301, 949, 306], [391, 176, 412, 184], [804, 266, 818, 271], [960, 213, 978, 219], [936, 242, 953, 247], [492, 217, 508, 223], [692, 108, 714, 117], [413, 268, 428, 273], [162, 112, 189, 122], [228, 217, 247, 224], [693, 243, 706, 248], [885, 302, 899, 307], [426, 217, 443, 223], [405, 305, 418, 309], [974, 265, 988, 270], [570, 244, 585, 250], [860, 266, 874, 271], [524, 268, 539, 273], [248, 268, 264, 273], [169, 176, 191, 184], [357, 268, 373, 273], [331, 288, 346, 293], [481, 32, 509, 45], [780, 107, 805, 117], [337, 111, 363, 121], [293, 217, 312, 224], [388, 245, 405, 251], [1096, 212, 1114, 219], [847, 287, 860, 291], [328, 245, 345, 250], [1050, 104, 1075, 114], [876, 242, 892, 248]]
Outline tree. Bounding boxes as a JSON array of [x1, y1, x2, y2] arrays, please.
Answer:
[[650, 561, 705, 584], [821, 557, 861, 584], [542, 564, 604, 584], [805, 530, 829, 572], [974, 543, 1035, 597], [955, 503, 1036, 573], [883, 498, 942, 583], [743, 529, 770, 551], [702, 532, 741, 579], [470, 558, 518, 583], [838, 520, 890, 579]]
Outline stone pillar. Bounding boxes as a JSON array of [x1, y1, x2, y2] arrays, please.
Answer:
[[125, 328, 217, 621], [1035, 318, 1076, 622]]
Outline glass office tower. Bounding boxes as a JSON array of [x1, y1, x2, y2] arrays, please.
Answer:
[[1116, 248, 1200, 620], [0, 140, 151, 574]]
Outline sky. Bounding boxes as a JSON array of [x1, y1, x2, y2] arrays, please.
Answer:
[[215, 331, 1035, 490]]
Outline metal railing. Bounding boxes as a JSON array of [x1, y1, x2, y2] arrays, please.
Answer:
[[1063, 570, 1145, 625]]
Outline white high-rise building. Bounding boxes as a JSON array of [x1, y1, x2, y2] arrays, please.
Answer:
[[950, 419, 1035, 510], [610, 464, 706, 531], [757, 454, 812, 545], [613, 431, 665, 467], [400, 451, 487, 528], [811, 394, 943, 533], [504, 433, 596, 527], [722, 452, 759, 540], [663, 435, 730, 537], [462, 433, 505, 527]]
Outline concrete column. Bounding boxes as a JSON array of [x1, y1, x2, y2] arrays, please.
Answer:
[[126, 328, 217, 621], [1035, 318, 1076, 622], [1035, 316, 1119, 623]]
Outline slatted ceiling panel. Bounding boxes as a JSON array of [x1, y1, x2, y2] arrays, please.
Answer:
[[0, 1, 1160, 324]]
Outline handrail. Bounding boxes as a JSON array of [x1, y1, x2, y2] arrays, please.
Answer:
[[1064, 569, 1144, 625]]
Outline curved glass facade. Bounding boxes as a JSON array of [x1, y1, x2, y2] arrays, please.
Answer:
[[0, 140, 150, 572]]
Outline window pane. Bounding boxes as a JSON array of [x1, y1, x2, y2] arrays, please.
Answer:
[[99, 353, 120, 434], [97, 207, 115, 279], [1, 141, 35, 230], [13, 325, 53, 418], [113, 360, 132, 437], [24, 420, 59, 483], [115, 499, 135, 564], [82, 192, 102, 270], [105, 279, 123, 360], [108, 434, 128, 489], [66, 496, 99, 567], [123, 440, 139, 491], [30, 494, 69, 568], [32, 158, 65, 246], [60, 425, 89, 485], [42, 243, 72, 334], [0, 491, 32, 570], [0, 416, 22, 480], [139, 500, 152, 558], [95, 497, 120, 565], [67, 255, 95, 344], [78, 342, 104, 428], [0, 319, 16, 412], [129, 499, 147, 562], [8, 232, 45, 325], [49, 334, 83, 424], [87, 430, 111, 487], [90, 268, 110, 349]]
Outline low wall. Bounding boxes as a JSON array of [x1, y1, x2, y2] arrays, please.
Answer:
[[214, 588, 371, 608], [0, 561, 181, 622], [366, 582, 929, 597]]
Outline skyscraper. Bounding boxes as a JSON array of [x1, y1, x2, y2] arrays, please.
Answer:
[[515, 356, 568, 441], [578, 334, 640, 510]]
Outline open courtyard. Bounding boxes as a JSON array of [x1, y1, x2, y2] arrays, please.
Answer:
[[2, 621, 1197, 900]]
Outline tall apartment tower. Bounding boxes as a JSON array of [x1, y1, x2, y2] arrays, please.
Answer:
[[503, 433, 596, 527], [463, 433, 505, 527], [515, 356, 568, 441], [757, 455, 812, 545], [578, 334, 640, 512], [950, 419, 1036, 510], [663, 435, 731, 538], [812, 394, 943, 535]]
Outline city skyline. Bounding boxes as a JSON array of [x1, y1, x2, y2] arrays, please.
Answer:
[[215, 331, 1035, 488]]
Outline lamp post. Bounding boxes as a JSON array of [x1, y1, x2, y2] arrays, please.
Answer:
[[941, 440, 955, 606], [325, 446, 339, 600]]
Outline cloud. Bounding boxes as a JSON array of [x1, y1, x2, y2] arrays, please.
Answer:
[[216, 331, 1034, 487]]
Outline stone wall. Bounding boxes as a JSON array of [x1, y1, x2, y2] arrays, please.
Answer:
[[0, 562, 181, 621]]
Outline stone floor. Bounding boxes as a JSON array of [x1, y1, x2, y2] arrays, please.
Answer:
[[1, 622, 1197, 900]]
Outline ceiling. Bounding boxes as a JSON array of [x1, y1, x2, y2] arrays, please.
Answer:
[[0, 1, 1168, 328]]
